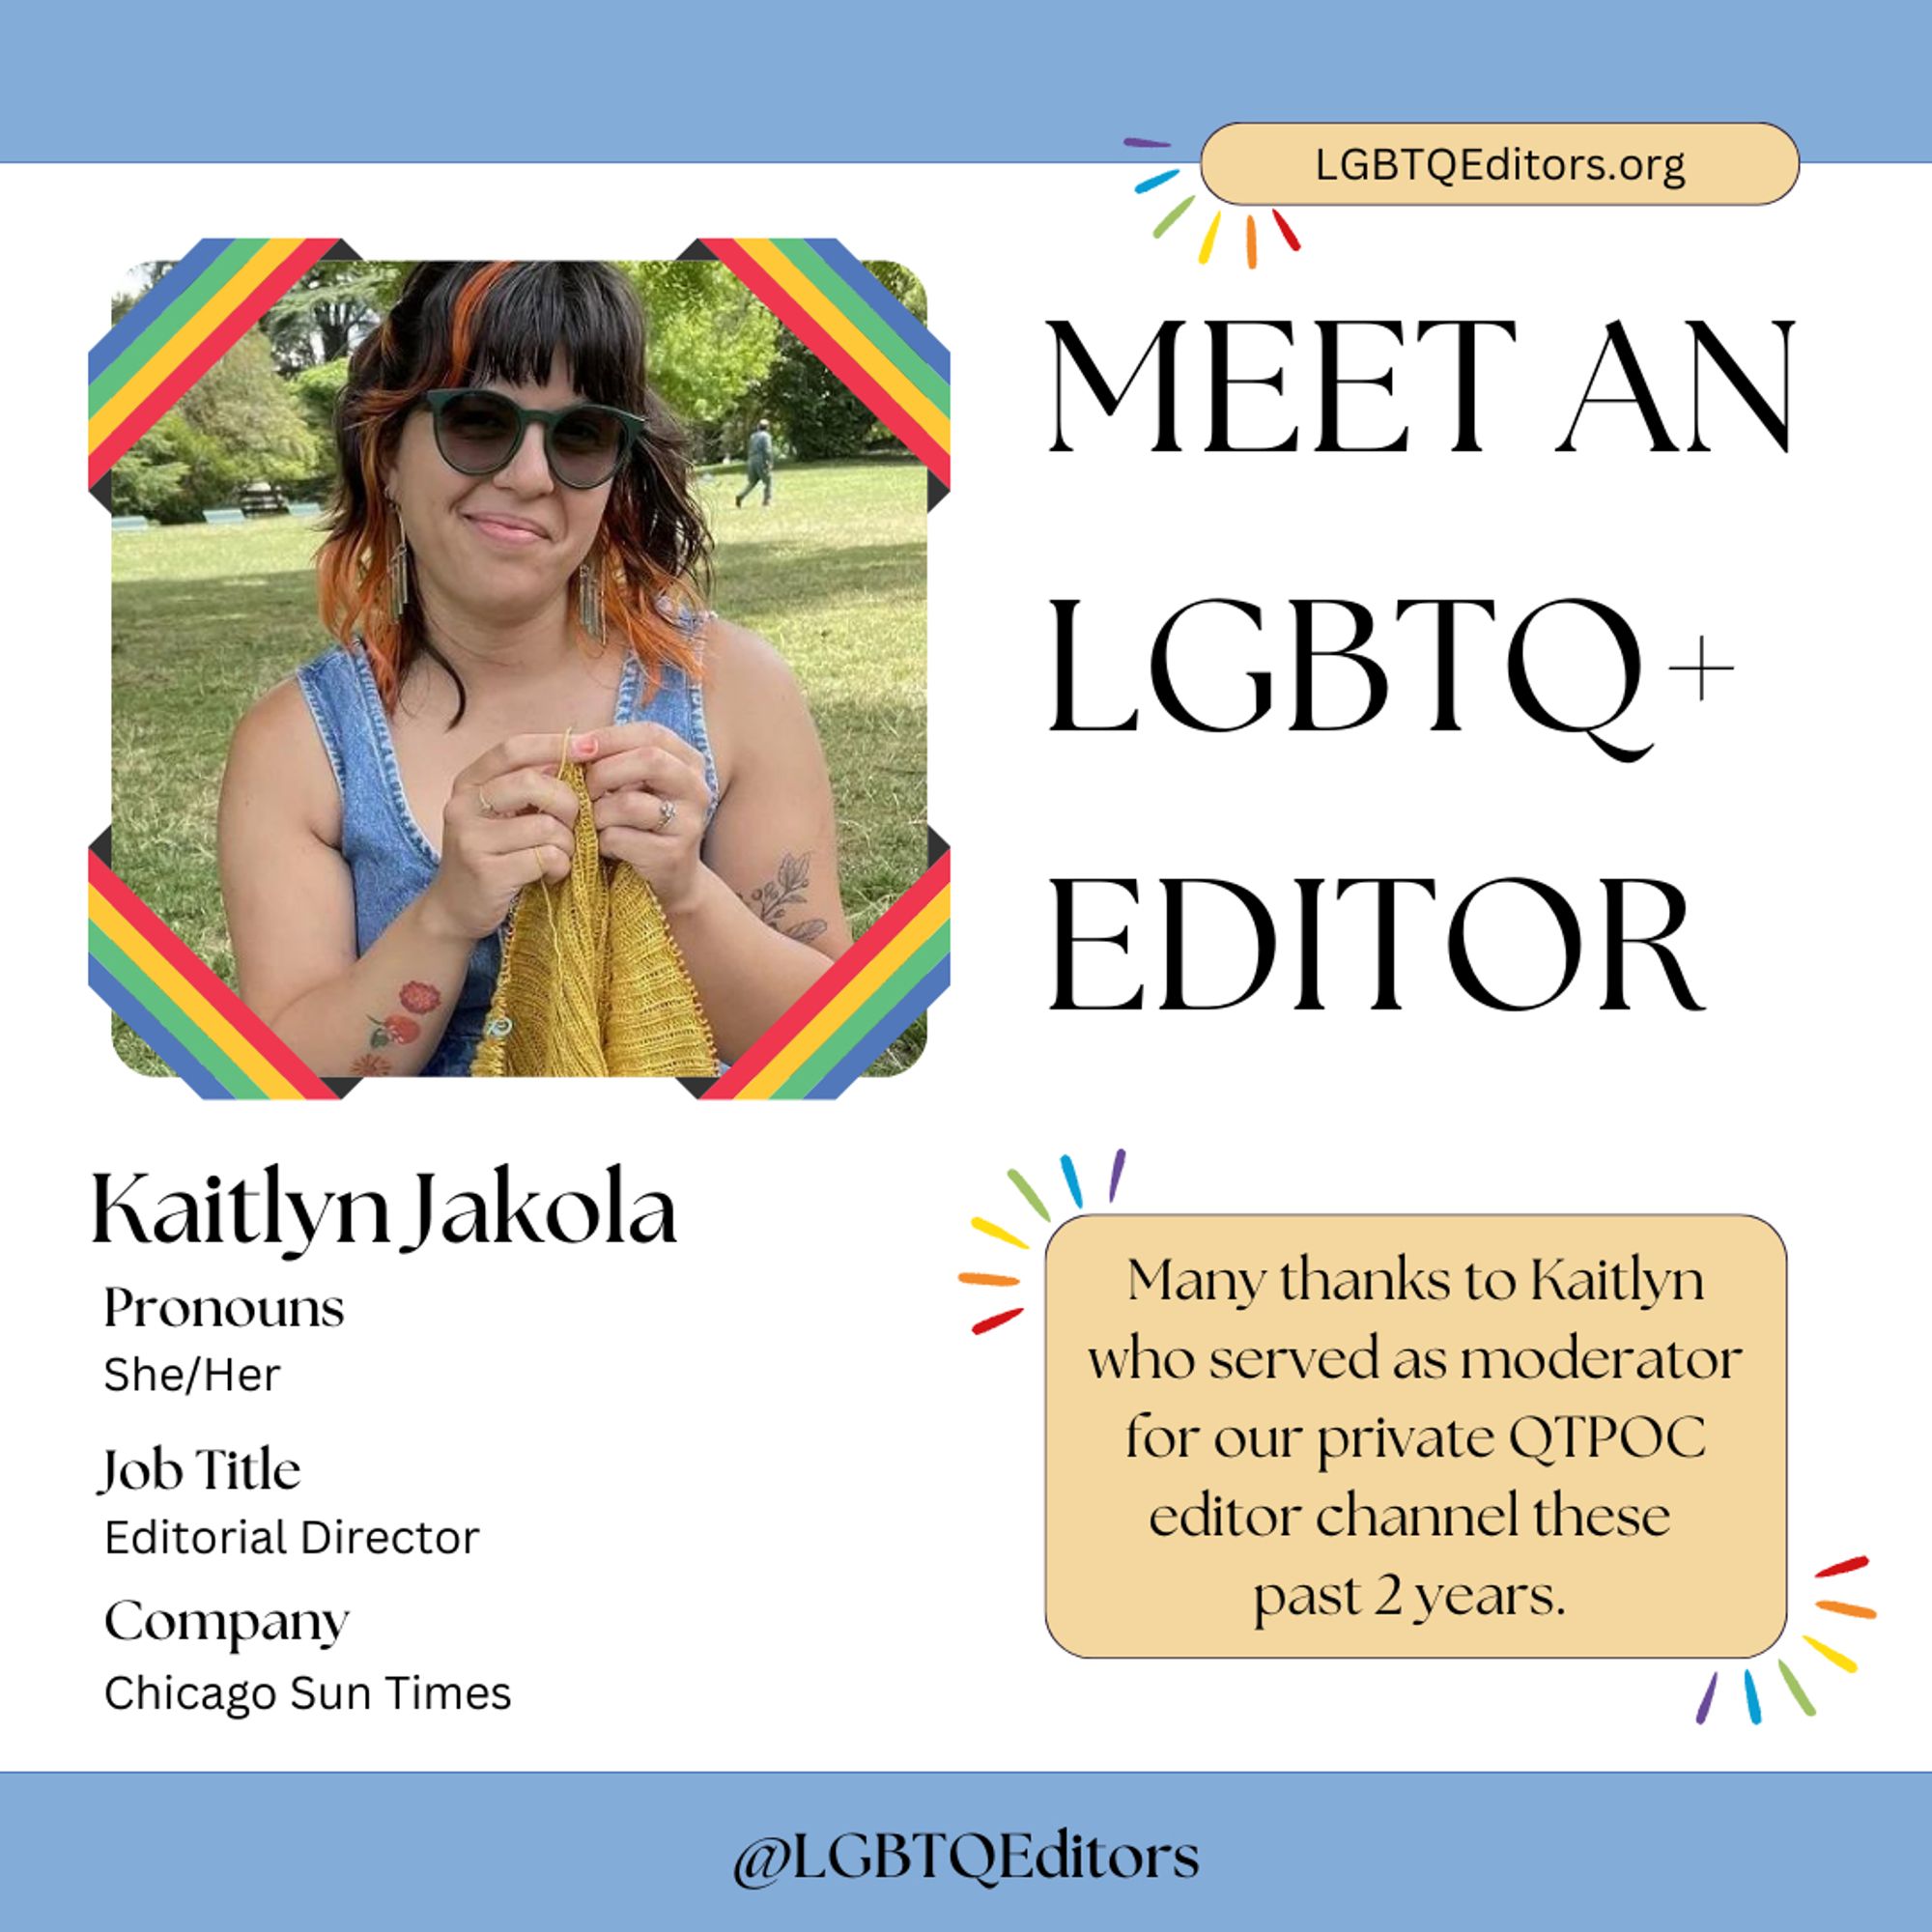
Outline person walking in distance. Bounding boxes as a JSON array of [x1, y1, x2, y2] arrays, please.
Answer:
[[736, 419, 776, 508]]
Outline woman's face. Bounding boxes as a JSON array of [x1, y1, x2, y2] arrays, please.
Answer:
[[386, 351, 613, 635]]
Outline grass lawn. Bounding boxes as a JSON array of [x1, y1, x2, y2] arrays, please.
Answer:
[[110, 457, 927, 1077]]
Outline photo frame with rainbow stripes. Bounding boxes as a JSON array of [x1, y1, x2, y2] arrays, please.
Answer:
[[90, 239, 950, 1100]]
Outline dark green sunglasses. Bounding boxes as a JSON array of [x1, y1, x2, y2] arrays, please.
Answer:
[[424, 387, 647, 489]]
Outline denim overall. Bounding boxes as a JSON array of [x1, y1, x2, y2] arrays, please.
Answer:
[[295, 636, 718, 1076]]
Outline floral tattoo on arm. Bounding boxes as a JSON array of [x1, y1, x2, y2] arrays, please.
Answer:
[[359, 980, 443, 1067], [744, 852, 829, 945]]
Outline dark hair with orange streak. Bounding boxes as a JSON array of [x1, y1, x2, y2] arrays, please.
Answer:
[[315, 261, 710, 720]]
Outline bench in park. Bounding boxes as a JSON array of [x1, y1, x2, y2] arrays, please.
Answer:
[[110, 515, 150, 532], [202, 507, 246, 526], [285, 502, 322, 518]]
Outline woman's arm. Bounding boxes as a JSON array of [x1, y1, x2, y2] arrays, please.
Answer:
[[218, 687, 579, 1076], [585, 620, 849, 1061], [218, 683, 469, 1075]]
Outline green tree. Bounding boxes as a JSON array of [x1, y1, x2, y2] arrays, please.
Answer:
[[290, 358, 352, 442], [110, 418, 193, 520], [645, 283, 778, 443], [611, 262, 776, 455], [261, 260, 402, 371], [122, 329, 320, 520], [181, 327, 318, 478]]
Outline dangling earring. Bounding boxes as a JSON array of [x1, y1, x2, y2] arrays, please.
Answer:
[[578, 554, 606, 644], [386, 503, 410, 621]]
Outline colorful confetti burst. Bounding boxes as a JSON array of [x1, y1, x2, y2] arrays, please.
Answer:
[[1691, 1555, 1876, 1725], [957, 1148, 1127, 1335], [1127, 136, 1301, 265]]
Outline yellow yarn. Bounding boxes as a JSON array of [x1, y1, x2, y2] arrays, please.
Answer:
[[470, 759, 716, 1078]]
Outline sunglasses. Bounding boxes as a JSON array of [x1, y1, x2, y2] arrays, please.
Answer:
[[424, 387, 647, 490]]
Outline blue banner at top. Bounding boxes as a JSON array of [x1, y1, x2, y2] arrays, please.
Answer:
[[7, 0, 1929, 161]]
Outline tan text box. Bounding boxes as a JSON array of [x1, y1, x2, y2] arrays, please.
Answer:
[[1200, 124, 1799, 205], [1045, 1215, 1785, 1658]]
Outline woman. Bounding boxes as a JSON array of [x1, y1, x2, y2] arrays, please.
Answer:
[[218, 261, 847, 1076]]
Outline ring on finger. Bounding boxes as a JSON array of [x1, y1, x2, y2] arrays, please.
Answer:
[[478, 788, 497, 817], [657, 795, 678, 832]]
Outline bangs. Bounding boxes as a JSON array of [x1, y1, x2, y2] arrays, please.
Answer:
[[432, 261, 648, 408]]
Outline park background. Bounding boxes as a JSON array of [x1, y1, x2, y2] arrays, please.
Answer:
[[107, 259, 928, 1073]]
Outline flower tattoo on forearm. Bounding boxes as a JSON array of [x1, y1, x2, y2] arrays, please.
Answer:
[[359, 980, 442, 1063]]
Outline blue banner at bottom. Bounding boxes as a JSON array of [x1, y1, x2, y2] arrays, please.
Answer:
[[5, 1771, 1919, 1926]]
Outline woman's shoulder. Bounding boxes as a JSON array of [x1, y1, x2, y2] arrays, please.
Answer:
[[694, 612, 801, 703], [233, 670, 320, 750], [226, 660, 348, 836], [689, 614, 821, 796], [237, 646, 357, 753]]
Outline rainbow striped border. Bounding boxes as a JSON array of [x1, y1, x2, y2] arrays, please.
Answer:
[[695, 240, 951, 492], [698, 835, 950, 1099], [89, 239, 343, 492], [88, 838, 336, 1100], [93, 239, 946, 1097]]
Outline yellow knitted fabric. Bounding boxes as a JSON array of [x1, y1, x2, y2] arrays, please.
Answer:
[[470, 760, 716, 1078]]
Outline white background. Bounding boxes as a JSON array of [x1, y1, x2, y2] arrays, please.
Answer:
[[3, 162, 1926, 1772]]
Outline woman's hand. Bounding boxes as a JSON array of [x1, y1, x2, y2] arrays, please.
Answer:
[[421, 733, 582, 942], [582, 723, 711, 915]]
